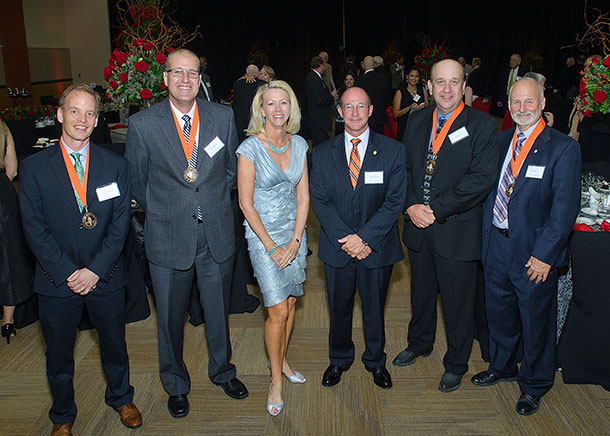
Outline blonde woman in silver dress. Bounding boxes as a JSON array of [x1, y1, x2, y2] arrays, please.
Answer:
[[236, 80, 309, 416]]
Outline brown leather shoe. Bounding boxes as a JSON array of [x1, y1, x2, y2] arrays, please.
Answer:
[[50, 423, 72, 436], [114, 402, 142, 428]]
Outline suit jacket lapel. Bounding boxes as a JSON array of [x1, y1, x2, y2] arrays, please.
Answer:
[[49, 144, 82, 216], [158, 99, 190, 168], [512, 125, 550, 198], [86, 144, 102, 208], [432, 108, 468, 174], [354, 133, 380, 194], [331, 135, 354, 194]]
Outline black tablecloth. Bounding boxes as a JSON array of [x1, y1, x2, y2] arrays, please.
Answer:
[[557, 231, 610, 391]]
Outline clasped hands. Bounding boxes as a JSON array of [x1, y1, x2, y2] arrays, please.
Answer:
[[407, 204, 436, 228], [338, 234, 371, 260], [269, 239, 299, 269], [67, 268, 99, 295]]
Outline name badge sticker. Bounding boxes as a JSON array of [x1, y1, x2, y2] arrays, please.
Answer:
[[96, 182, 121, 202], [413, 94, 421, 103], [364, 171, 384, 184], [205, 136, 225, 158], [525, 165, 545, 179], [448, 126, 469, 144]]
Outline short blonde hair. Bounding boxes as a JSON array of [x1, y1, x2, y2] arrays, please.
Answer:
[[261, 65, 275, 80], [245, 80, 301, 136]]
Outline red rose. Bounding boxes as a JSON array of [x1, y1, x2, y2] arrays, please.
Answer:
[[583, 109, 593, 117], [116, 52, 128, 65], [156, 53, 166, 64], [110, 80, 119, 90], [120, 72, 129, 83], [160, 81, 167, 90], [106, 91, 112, 100], [167, 47, 175, 54], [111, 49, 120, 61], [134, 60, 149, 72], [592, 57, 599, 64], [135, 39, 144, 47], [593, 89, 607, 103], [143, 42, 154, 51], [140, 89, 153, 99], [104, 66, 112, 80], [603, 55, 610, 68]]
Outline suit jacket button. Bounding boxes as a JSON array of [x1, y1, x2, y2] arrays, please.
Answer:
[[195, 187, 200, 192]]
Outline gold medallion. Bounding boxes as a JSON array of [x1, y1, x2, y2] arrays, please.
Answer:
[[82, 211, 97, 229], [184, 166, 199, 183], [425, 159, 436, 175], [505, 183, 514, 198]]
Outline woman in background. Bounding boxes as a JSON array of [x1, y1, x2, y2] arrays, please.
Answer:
[[0, 119, 34, 343], [393, 66, 429, 142], [334, 72, 356, 135]]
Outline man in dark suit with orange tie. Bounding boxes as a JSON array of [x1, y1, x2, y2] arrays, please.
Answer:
[[311, 86, 406, 389], [393, 59, 499, 393], [19, 84, 141, 436], [471, 77, 581, 415]]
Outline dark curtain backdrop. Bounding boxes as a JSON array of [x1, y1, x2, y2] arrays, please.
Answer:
[[108, 0, 606, 101]]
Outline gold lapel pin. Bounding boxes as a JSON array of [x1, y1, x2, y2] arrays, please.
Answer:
[[372, 150, 378, 155]]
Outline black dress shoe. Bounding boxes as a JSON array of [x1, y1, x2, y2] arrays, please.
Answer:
[[365, 365, 392, 389], [516, 394, 541, 415], [168, 394, 189, 418], [214, 377, 248, 399], [438, 371, 462, 392], [392, 348, 432, 366], [471, 370, 517, 386], [322, 365, 349, 387]]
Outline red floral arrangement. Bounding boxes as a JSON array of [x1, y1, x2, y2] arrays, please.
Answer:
[[0, 105, 55, 121], [414, 45, 450, 78], [104, 41, 169, 105], [580, 54, 610, 116]]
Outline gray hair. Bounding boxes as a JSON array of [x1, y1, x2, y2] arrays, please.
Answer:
[[509, 77, 544, 105]]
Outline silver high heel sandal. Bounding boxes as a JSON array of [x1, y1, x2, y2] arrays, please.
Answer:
[[267, 383, 284, 416], [267, 360, 306, 383]]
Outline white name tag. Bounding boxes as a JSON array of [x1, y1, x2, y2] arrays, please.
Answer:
[[364, 171, 383, 184], [413, 94, 421, 103], [205, 136, 225, 158], [448, 126, 469, 144], [525, 165, 545, 179], [96, 182, 121, 202]]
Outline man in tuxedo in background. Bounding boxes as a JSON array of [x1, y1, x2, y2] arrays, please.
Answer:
[[467, 57, 485, 101], [393, 59, 499, 392], [471, 78, 581, 415], [232, 64, 265, 143], [311, 86, 406, 390], [126, 49, 247, 419], [197, 55, 214, 102], [356, 56, 388, 134], [19, 84, 141, 436], [493, 53, 522, 117], [305, 55, 338, 146]]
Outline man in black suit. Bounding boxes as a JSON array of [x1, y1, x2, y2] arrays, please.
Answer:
[[232, 64, 265, 143], [305, 56, 338, 146], [467, 57, 485, 101], [356, 56, 388, 134], [19, 84, 141, 436], [374, 55, 393, 105], [311, 86, 406, 390], [493, 54, 522, 117], [392, 59, 499, 392]]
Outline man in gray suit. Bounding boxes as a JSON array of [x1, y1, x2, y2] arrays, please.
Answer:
[[126, 48, 247, 419]]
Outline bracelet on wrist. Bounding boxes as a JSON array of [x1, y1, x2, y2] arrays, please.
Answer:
[[293, 235, 300, 244], [267, 243, 278, 256]]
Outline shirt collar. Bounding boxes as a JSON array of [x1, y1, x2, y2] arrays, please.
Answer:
[[61, 137, 89, 158]]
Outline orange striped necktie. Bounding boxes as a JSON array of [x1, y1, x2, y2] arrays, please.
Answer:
[[348, 138, 361, 189]]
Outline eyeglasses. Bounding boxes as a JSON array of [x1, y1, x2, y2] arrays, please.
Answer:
[[166, 69, 200, 79], [342, 103, 369, 111]]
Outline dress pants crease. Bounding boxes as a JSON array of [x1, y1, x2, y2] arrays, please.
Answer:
[[485, 227, 556, 397], [407, 227, 476, 375], [150, 221, 235, 397], [39, 288, 133, 424]]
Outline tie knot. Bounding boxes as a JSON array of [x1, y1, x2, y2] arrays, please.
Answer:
[[351, 138, 361, 148], [438, 117, 447, 128], [70, 152, 81, 164], [182, 114, 191, 124]]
